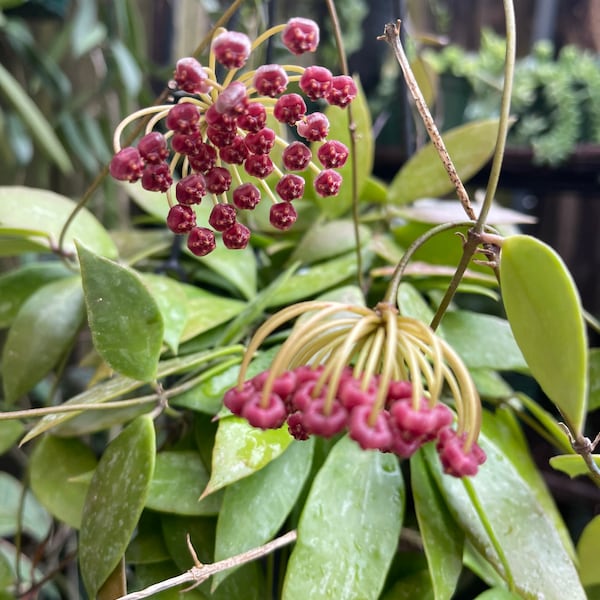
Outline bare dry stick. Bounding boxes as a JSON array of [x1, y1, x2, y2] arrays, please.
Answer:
[[378, 21, 476, 221], [115, 530, 297, 600]]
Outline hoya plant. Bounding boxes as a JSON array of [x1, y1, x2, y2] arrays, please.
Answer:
[[0, 1, 599, 599]]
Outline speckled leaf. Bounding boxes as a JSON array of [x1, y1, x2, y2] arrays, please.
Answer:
[[283, 435, 404, 600], [314, 77, 373, 218], [411, 451, 463, 600], [29, 436, 97, 529], [0, 472, 52, 541], [141, 274, 189, 354], [77, 242, 163, 381], [0, 187, 117, 258], [0, 422, 23, 455], [388, 119, 500, 204], [2, 277, 84, 404], [202, 417, 292, 497], [146, 451, 221, 515], [266, 252, 359, 307], [213, 439, 314, 590], [576, 514, 600, 587], [425, 432, 585, 599], [500, 234, 588, 434], [79, 416, 155, 598], [440, 311, 527, 371], [0, 262, 71, 328]]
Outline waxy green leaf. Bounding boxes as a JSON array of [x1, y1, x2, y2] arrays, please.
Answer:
[[576, 514, 600, 587], [213, 439, 314, 589], [500, 234, 588, 433], [474, 589, 523, 600], [425, 431, 585, 599], [79, 416, 155, 598], [283, 436, 404, 600], [411, 451, 463, 600], [0, 187, 117, 258], [587, 348, 600, 412], [146, 451, 221, 516], [0, 262, 71, 328], [78, 242, 164, 381], [548, 454, 600, 478], [203, 417, 292, 497], [0, 422, 24, 455], [2, 277, 84, 404], [29, 436, 97, 529], [388, 119, 500, 204]]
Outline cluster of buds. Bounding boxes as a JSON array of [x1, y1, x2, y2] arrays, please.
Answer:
[[109, 17, 356, 256], [224, 301, 486, 477]]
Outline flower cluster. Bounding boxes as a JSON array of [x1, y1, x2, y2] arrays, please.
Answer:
[[109, 18, 356, 256], [224, 301, 486, 478]]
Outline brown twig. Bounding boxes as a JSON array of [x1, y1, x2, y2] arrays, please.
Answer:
[[115, 530, 297, 600], [378, 21, 476, 221]]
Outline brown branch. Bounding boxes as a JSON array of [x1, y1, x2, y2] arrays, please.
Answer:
[[115, 530, 297, 600]]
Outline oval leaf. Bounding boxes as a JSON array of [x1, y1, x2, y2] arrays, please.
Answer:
[[548, 454, 600, 479], [0, 421, 24, 455], [203, 417, 292, 497], [146, 451, 221, 516], [2, 277, 84, 404], [577, 514, 600, 587], [29, 436, 97, 529], [283, 435, 404, 600], [425, 432, 585, 599], [0, 187, 117, 258], [500, 234, 588, 433], [213, 439, 314, 589], [79, 416, 156, 598], [77, 242, 164, 381], [388, 119, 500, 205]]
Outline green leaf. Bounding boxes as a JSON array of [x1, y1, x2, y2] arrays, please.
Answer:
[[288, 220, 370, 265], [0, 186, 117, 258], [0, 261, 71, 328], [398, 282, 435, 324], [141, 274, 189, 354], [110, 39, 142, 97], [577, 514, 600, 587], [203, 417, 292, 497], [79, 416, 156, 598], [0, 421, 24, 455], [425, 433, 585, 599], [29, 436, 97, 529], [266, 252, 360, 307], [180, 286, 246, 343], [2, 277, 84, 404], [440, 311, 527, 371], [500, 234, 588, 433], [146, 451, 221, 516], [283, 436, 404, 600], [213, 439, 314, 589], [411, 451, 463, 600], [314, 77, 373, 218], [588, 348, 600, 412], [0, 472, 52, 541], [474, 589, 522, 600], [78, 242, 164, 381], [0, 63, 72, 173], [126, 512, 170, 565], [381, 571, 434, 600], [548, 454, 600, 478], [388, 119, 500, 204]]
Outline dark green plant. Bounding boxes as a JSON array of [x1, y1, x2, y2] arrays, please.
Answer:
[[1, 2, 600, 600]]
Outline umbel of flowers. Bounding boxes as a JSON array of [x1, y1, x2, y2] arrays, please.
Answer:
[[225, 300, 486, 477], [109, 18, 356, 256]]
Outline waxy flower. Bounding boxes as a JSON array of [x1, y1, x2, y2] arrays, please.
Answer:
[[224, 301, 486, 478], [109, 18, 355, 256]]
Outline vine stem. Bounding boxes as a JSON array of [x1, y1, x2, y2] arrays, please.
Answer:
[[325, 0, 363, 291], [115, 530, 297, 600], [56, 0, 246, 259], [378, 21, 476, 221]]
